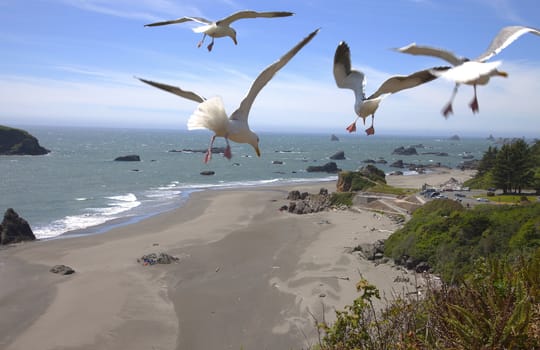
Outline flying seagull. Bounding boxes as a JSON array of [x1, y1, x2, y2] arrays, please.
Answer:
[[137, 28, 319, 163], [333, 41, 441, 135], [395, 25, 540, 117], [144, 10, 294, 51]]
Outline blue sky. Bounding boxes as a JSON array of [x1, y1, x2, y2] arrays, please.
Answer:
[[1, 0, 539, 137]]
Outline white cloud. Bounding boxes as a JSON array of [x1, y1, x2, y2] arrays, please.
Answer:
[[1, 58, 539, 136], [57, 0, 202, 22]]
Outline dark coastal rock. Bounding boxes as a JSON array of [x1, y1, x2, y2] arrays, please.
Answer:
[[287, 190, 309, 201], [449, 134, 460, 141], [329, 151, 345, 160], [354, 239, 385, 260], [0, 125, 50, 155], [390, 160, 404, 168], [457, 159, 480, 170], [306, 162, 341, 173], [114, 154, 140, 162], [376, 159, 387, 164], [421, 152, 449, 156], [362, 159, 376, 164], [0, 208, 36, 245], [169, 147, 227, 154], [487, 134, 495, 141], [138, 252, 180, 265], [50, 265, 75, 275], [285, 188, 332, 214], [272, 160, 284, 165], [200, 170, 215, 176], [392, 146, 418, 156], [330, 134, 340, 141]]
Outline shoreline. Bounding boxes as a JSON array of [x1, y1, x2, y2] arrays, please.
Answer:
[[41, 166, 465, 242], [0, 168, 475, 350]]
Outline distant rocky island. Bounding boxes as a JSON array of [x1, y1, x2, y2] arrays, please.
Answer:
[[0, 125, 50, 155]]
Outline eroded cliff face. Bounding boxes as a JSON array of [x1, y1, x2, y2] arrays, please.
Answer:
[[0, 125, 50, 155]]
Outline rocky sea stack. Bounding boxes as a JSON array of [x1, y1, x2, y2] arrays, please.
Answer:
[[0, 125, 50, 155], [0, 208, 36, 245]]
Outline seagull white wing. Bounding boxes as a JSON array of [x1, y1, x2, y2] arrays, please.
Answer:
[[430, 61, 502, 84], [368, 68, 441, 99], [137, 77, 206, 103], [144, 16, 211, 27], [229, 28, 319, 121], [394, 42, 465, 66], [476, 25, 540, 62], [218, 10, 294, 26], [333, 41, 366, 99]]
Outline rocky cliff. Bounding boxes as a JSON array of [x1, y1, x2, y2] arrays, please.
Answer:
[[0, 125, 50, 155]]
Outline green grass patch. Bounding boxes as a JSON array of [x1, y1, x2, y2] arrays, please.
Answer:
[[329, 192, 355, 207]]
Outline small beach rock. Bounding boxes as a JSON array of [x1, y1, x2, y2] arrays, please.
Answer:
[[50, 265, 75, 275], [200, 171, 215, 176], [138, 252, 180, 266]]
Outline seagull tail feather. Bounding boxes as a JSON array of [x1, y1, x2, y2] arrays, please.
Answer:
[[187, 96, 229, 134]]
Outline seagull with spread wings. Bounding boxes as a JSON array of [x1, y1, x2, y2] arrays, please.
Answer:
[[145, 10, 294, 51], [334, 41, 442, 135], [395, 25, 540, 117], [138, 29, 319, 163]]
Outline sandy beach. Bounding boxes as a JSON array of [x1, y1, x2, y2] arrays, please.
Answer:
[[0, 168, 475, 350]]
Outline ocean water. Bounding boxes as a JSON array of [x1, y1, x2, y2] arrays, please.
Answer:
[[0, 126, 492, 240]]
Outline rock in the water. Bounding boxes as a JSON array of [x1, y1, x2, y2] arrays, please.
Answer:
[[329, 151, 345, 160], [330, 134, 339, 141], [200, 170, 215, 176], [50, 265, 75, 275], [306, 162, 341, 173], [0, 125, 50, 155], [114, 154, 140, 161], [0, 208, 36, 245], [392, 146, 418, 155], [390, 160, 404, 168]]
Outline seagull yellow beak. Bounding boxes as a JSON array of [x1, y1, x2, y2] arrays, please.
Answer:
[[497, 70, 509, 78], [254, 146, 261, 157]]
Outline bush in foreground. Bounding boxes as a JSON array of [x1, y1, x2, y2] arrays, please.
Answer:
[[314, 250, 540, 349]]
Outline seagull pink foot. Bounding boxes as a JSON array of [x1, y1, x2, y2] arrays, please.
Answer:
[[469, 97, 479, 113], [346, 122, 357, 133], [204, 150, 212, 163], [224, 145, 232, 159], [365, 126, 375, 135], [442, 103, 454, 118], [207, 40, 214, 52]]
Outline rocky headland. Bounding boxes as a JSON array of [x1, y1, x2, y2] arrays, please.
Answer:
[[0, 125, 50, 155]]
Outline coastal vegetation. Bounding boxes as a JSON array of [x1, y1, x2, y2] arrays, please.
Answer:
[[314, 166, 540, 349], [384, 199, 540, 282], [465, 139, 540, 194], [315, 199, 540, 349], [315, 250, 540, 349]]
